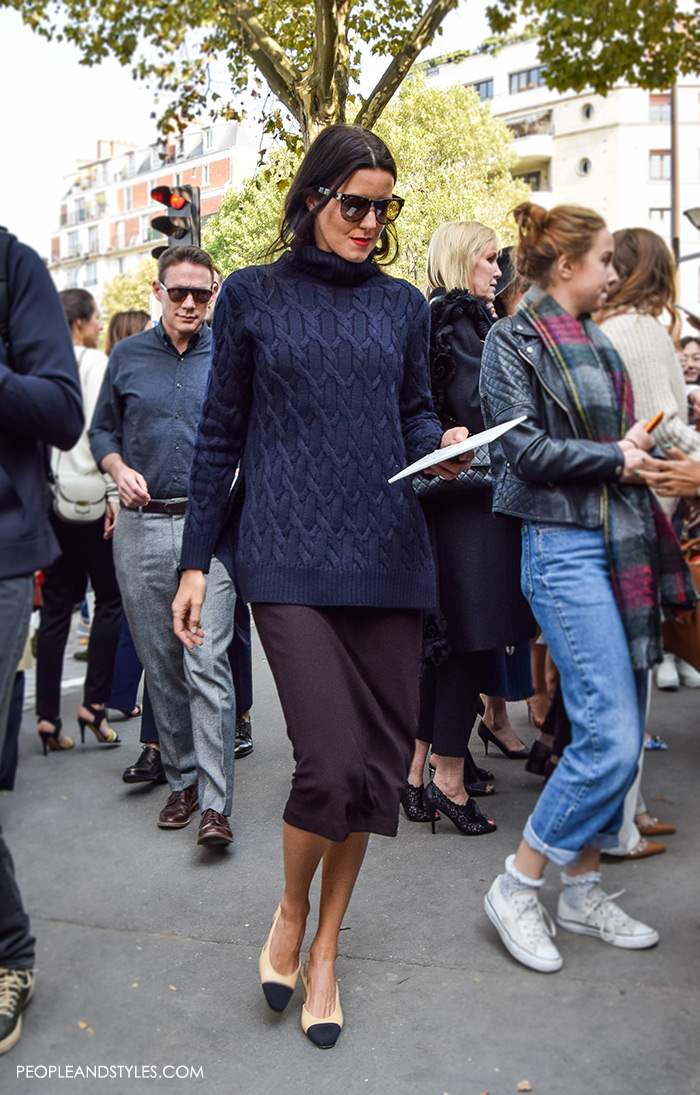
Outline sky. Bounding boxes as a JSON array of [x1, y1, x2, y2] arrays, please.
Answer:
[[0, 3, 490, 257]]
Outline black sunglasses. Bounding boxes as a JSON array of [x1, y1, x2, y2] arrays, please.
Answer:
[[316, 188, 404, 225], [159, 281, 216, 304]]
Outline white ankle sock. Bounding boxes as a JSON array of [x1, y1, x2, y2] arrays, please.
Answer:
[[499, 853, 545, 899], [560, 870, 601, 910]]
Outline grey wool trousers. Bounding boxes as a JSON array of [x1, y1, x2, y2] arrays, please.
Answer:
[[113, 508, 236, 815]]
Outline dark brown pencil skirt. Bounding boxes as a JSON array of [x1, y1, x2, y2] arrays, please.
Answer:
[[252, 604, 422, 842]]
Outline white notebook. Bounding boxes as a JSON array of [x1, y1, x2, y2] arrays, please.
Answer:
[[388, 415, 527, 484]]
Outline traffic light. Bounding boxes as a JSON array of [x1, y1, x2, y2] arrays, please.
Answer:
[[150, 185, 201, 258]]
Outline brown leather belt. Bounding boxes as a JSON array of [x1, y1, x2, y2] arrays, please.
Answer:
[[141, 499, 188, 515]]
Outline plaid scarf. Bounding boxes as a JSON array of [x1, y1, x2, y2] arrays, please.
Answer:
[[520, 287, 696, 669]]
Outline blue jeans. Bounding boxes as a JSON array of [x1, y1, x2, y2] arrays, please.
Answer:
[[520, 523, 646, 866]]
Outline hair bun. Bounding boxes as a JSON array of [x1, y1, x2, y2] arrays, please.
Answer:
[[512, 202, 547, 241]]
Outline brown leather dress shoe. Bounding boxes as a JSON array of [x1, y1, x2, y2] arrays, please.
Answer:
[[197, 809, 233, 846], [157, 786, 199, 829]]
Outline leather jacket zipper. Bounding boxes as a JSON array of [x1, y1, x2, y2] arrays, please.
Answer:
[[516, 348, 580, 438]]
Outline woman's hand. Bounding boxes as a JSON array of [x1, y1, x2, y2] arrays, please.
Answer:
[[103, 500, 119, 541], [637, 446, 700, 497], [172, 569, 207, 649], [423, 426, 474, 480], [619, 447, 652, 483], [622, 419, 656, 453]]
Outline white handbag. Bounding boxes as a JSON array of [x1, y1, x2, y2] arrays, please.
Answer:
[[51, 466, 107, 524]]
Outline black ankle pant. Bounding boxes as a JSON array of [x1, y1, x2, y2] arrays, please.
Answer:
[[36, 513, 123, 721]]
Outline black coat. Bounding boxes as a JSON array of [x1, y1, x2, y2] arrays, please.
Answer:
[[0, 233, 83, 579], [421, 289, 535, 653]]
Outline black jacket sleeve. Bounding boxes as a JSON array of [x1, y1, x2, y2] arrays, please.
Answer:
[[0, 239, 83, 449]]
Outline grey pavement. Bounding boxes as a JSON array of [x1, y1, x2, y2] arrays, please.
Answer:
[[1, 622, 699, 1095]]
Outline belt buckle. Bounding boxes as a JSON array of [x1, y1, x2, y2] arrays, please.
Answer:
[[164, 500, 181, 515]]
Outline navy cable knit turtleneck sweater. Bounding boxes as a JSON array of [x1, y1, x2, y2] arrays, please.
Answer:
[[179, 245, 444, 608]]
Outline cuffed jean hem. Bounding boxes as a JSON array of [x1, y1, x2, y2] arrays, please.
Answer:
[[524, 818, 618, 867]]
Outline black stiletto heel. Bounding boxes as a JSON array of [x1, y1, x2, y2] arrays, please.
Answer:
[[477, 719, 529, 760], [424, 781, 497, 835], [38, 718, 74, 754], [77, 704, 121, 747]]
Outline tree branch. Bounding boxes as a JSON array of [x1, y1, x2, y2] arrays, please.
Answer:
[[222, 0, 303, 120], [354, 0, 458, 129]]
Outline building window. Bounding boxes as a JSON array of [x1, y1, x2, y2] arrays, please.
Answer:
[[509, 66, 547, 95], [127, 151, 135, 175], [581, 103, 595, 120], [174, 171, 182, 186], [84, 261, 98, 287], [177, 136, 185, 158], [577, 158, 592, 176], [117, 222, 125, 248], [88, 226, 99, 252], [204, 128, 213, 151], [117, 258, 125, 275], [68, 231, 79, 257], [67, 267, 79, 289], [650, 150, 671, 180], [650, 94, 671, 123], [140, 214, 150, 241], [649, 207, 671, 226], [124, 187, 133, 211], [469, 78, 494, 102], [514, 169, 547, 190], [203, 163, 210, 185]]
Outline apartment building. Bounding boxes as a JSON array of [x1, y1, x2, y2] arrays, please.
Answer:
[[425, 35, 700, 315], [48, 121, 258, 303]]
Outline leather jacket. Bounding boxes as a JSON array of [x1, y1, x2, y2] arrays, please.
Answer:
[[479, 310, 626, 528]]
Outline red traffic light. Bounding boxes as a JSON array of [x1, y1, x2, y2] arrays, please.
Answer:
[[151, 186, 188, 210]]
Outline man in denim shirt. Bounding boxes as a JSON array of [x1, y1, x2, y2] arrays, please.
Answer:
[[90, 246, 236, 848]]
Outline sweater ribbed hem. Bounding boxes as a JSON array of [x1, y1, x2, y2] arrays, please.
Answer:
[[237, 562, 436, 609], [180, 528, 216, 573]]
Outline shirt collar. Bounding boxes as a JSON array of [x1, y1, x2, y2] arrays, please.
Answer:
[[155, 319, 209, 355]]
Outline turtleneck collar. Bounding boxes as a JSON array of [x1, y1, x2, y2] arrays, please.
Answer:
[[287, 244, 384, 287]]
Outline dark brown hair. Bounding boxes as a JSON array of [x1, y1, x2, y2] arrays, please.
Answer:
[[596, 227, 680, 340], [59, 288, 96, 328], [158, 245, 215, 282], [267, 124, 400, 265], [104, 311, 151, 356], [512, 202, 607, 288]]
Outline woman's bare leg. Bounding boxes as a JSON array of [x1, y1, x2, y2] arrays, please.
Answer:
[[268, 823, 327, 976], [431, 754, 468, 804], [407, 739, 430, 786], [268, 823, 370, 1019], [482, 696, 527, 752], [305, 832, 370, 1018]]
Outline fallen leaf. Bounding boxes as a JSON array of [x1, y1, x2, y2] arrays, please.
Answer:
[[169, 985, 177, 991], [61, 795, 69, 800], [132, 983, 139, 988], [517, 1082, 533, 1092], [78, 1021, 87, 1030]]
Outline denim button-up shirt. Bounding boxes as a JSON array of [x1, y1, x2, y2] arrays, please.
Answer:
[[89, 321, 212, 500]]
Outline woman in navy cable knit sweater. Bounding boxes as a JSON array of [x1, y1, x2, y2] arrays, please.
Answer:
[[173, 126, 470, 1048]]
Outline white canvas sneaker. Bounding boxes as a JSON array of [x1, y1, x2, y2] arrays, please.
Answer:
[[677, 658, 700, 688], [485, 876, 563, 973], [557, 887, 659, 949], [655, 653, 679, 691]]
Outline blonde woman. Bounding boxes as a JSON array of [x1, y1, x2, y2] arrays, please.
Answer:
[[404, 221, 535, 833]]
